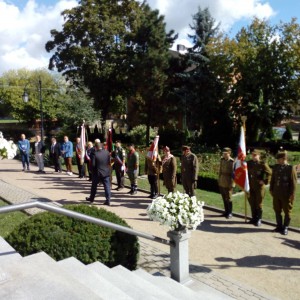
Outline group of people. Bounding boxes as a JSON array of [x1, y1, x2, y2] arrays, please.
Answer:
[[17, 133, 297, 235], [218, 147, 297, 236]]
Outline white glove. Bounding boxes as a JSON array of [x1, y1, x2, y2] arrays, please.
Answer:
[[121, 165, 125, 171], [133, 169, 138, 176]]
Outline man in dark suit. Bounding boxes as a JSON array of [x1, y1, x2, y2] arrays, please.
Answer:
[[86, 140, 111, 205], [50, 137, 62, 173]]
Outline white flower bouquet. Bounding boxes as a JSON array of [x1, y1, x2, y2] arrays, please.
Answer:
[[147, 191, 204, 231], [0, 132, 17, 159]]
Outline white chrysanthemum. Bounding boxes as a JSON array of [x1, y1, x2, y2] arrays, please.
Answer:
[[147, 191, 205, 231], [0, 134, 17, 160]]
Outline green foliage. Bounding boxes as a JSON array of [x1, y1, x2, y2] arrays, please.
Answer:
[[282, 124, 293, 141], [0, 199, 29, 238], [127, 125, 156, 145], [6, 204, 139, 270]]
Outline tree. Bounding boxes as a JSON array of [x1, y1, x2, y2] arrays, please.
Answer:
[[0, 69, 64, 127], [127, 2, 176, 145], [181, 7, 235, 146], [46, 0, 142, 121], [227, 18, 300, 142]]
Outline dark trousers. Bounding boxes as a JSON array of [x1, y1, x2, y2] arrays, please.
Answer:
[[21, 153, 30, 169], [182, 176, 195, 197], [76, 157, 85, 178], [148, 174, 158, 196], [115, 164, 125, 188], [52, 155, 61, 172], [90, 174, 111, 202]]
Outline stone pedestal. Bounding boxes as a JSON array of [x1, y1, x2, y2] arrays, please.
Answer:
[[167, 228, 191, 283]]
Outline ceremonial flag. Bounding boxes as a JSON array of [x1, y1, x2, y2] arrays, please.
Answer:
[[147, 135, 159, 161], [79, 123, 86, 165], [234, 126, 250, 192], [106, 128, 113, 153]]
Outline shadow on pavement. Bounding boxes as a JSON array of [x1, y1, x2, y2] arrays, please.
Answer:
[[214, 255, 300, 270], [276, 237, 300, 250], [198, 218, 271, 234]]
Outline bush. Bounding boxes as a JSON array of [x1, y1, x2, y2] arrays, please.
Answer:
[[282, 124, 293, 141], [127, 125, 156, 145], [6, 204, 139, 270]]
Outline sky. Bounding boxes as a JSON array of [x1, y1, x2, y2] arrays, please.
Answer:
[[0, 0, 300, 75]]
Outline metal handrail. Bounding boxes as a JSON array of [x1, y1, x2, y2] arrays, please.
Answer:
[[0, 201, 170, 245]]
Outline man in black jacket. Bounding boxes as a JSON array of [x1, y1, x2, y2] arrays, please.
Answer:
[[50, 137, 62, 173], [86, 140, 111, 205]]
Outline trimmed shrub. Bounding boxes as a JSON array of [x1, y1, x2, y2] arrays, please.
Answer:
[[6, 204, 139, 270]]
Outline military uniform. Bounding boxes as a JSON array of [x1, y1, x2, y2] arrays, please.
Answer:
[[218, 151, 234, 218], [127, 148, 139, 194], [145, 155, 162, 198], [247, 156, 272, 226], [162, 155, 177, 193], [270, 157, 297, 235], [181, 146, 199, 197], [114, 145, 126, 190]]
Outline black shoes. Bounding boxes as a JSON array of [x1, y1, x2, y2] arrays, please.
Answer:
[[273, 226, 282, 232], [151, 194, 158, 199], [103, 201, 110, 206], [282, 227, 288, 235], [255, 219, 262, 227], [226, 213, 233, 219], [85, 197, 94, 203]]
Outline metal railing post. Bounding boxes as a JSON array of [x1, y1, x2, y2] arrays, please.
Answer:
[[167, 229, 191, 283]]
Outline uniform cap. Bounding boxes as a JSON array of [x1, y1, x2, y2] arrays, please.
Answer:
[[251, 149, 261, 155], [276, 150, 287, 159], [222, 147, 231, 154], [182, 145, 190, 151]]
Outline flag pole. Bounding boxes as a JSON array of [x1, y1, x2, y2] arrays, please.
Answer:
[[157, 145, 161, 195], [241, 115, 247, 223]]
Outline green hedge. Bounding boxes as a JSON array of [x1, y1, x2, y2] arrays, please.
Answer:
[[6, 204, 139, 270]]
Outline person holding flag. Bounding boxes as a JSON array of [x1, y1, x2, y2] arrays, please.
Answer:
[[218, 147, 235, 219], [75, 137, 85, 178], [234, 125, 250, 221], [247, 149, 272, 227], [145, 136, 162, 199]]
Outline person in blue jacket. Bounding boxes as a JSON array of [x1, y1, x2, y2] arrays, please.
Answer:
[[61, 135, 73, 175], [18, 133, 30, 171]]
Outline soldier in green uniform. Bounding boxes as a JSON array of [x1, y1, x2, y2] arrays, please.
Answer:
[[145, 152, 162, 199], [218, 147, 234, 219], [126, 143, 139, 195], [270, 151, 297, 235], [247, 149, 272, 226], [181, 145, 199, 197], [162, 146, 177, 193], [113, 140, 126, 190]]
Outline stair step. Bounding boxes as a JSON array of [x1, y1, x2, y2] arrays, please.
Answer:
[[58, 257, 133, 300], [0, 236, 22, 263], [134, 268, 202, 300], [111, 265, 175, 300], [88, 262, 156, 300], [0, 252, 101, 299]]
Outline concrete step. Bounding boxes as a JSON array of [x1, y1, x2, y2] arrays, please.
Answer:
[[134, 268, 202, 300], [0, 236, 22, 263], [0, 251, 101, 299], [88, 262, 157, 300], [58, 257, 133, 300], [111, 265, 175, 300]]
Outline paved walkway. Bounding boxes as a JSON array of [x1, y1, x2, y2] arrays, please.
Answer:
[[0, 159, 299, 300]]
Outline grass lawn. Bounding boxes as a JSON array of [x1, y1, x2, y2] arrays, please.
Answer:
[[131, 177, 300, 228], [0, 199, 29, 238]]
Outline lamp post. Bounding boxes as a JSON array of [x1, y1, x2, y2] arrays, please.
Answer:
[[22, 79, 44, 140]]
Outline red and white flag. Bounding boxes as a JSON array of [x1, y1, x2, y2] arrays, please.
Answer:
[[147, 135, 159, 161], [106, 128, 113, 153], [79, 123, 86, 165], [234, 126, 250, 192]]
